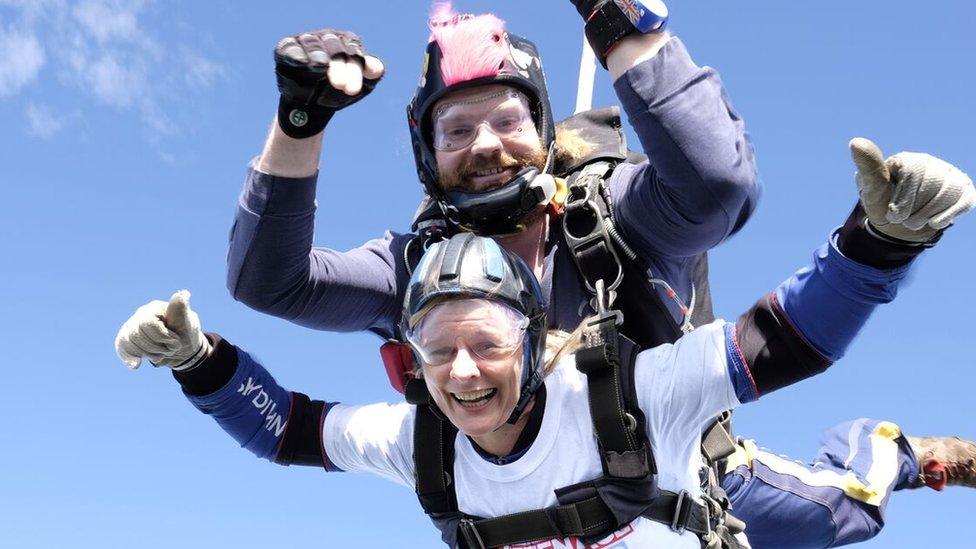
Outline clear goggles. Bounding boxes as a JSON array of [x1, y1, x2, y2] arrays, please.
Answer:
[[431, 90, 536, 152], [405, 299, 529, 366]]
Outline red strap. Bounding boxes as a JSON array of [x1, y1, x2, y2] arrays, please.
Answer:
[[381, 341, 415, 394]]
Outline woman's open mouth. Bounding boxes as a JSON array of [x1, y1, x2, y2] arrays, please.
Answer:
[[452, 388, 497, 408]]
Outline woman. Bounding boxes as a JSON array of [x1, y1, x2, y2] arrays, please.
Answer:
[[116, 186, 943, 548]]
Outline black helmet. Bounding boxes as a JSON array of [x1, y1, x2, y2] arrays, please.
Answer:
[[403, 233, 547, 424], [407, 12, 556, 236]]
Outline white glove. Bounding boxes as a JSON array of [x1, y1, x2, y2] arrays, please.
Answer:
[[849, 137, 976, 243], [115, 290, 212, 371]]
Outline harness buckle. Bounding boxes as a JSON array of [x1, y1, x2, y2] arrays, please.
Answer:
[[562, 171, 626, 296], [458, 519, 487, 549], [670, 490, 693, 534], [702, 495, 713, 537], [590, 279, 623, 326]]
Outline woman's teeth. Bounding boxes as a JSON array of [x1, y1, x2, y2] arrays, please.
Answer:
[[453, 388, 497, 405]]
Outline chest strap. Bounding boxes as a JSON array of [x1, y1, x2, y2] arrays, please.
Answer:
[[457, 489, 717, 549]]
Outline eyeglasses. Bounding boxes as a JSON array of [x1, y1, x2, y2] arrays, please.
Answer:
[[432, 90, 536, 152], [405, 299, 529, 366]]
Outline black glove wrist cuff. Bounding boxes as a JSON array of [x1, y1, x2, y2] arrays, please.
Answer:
[[837, 204, 939, 269], [173, 334, 238, 397], [277, 96, 335, 139], [863, 220, 942, 248]]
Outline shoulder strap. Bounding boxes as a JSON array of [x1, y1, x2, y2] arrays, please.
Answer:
[[414, 405, 460, 515], [701, 411, 737, 465], [406, 380, 459, 516], [558, 107, 704, 341], [561, 160, 685, 348], [575, 313, 654, 478], [404, 192, 454, 279], [562, 161, 626, 299]]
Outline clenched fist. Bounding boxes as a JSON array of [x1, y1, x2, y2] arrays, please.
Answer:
[[275, 29, 385, 138]]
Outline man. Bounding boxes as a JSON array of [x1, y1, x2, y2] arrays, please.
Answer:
[[225, 3, 976, 547]]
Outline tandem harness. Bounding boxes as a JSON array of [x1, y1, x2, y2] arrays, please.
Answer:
[[404, 305, 744, 549], [393, 107, 746, 547], [556, 108, 744, 547]]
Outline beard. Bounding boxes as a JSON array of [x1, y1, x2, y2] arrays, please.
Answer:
[[438, 146, 548, 193]]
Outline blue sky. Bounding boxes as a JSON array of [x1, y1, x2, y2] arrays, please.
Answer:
[[1, 1, 974, 547]]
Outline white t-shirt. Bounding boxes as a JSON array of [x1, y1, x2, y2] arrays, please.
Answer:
[[323, 321, 740, 548]]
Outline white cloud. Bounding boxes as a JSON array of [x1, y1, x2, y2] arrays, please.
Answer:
[[86, 53, 142, 108], [0, 0, 62, 22], [73, 0, 140, 43], [0, 26, 45, 96], [182, 49, 225, 90], [25, 102, 65, 139], [1, 0, 226, 148], [139, 100, 174, 137]]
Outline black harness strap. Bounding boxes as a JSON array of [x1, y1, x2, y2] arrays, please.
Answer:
[[409, 381, 459, 515], [563, 161, 626, 299], [576, 315, 653, 479], [457, 490, 717, 549], [459, 496, 613, 548], [561, 158, 686, 350], [556, 116, 745, 547]]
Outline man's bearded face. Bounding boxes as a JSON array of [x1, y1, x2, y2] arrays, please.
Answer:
[[433, 84, 547, 193]]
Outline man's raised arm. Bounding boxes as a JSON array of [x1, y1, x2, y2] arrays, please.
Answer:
[[226, 29, 407, 337], [570, 1, 759, 258]]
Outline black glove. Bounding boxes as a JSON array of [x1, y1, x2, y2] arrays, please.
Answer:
[[274, 29, 382, 139]]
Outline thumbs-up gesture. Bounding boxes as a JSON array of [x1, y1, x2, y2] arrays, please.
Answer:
[[849, 138, 975, 243], [115, 290, 211, 371]]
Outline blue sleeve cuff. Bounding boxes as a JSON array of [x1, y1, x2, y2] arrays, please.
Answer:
[[185, 347, 292, 461], [776, 228, 914, 361], [819, 229, 913, 303], [724, 323, 759, 404]]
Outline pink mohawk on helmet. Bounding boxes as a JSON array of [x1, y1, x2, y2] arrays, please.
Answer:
[[428, 2, 509, 87]]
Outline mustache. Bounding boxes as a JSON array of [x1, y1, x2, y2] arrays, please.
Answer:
[[440, 148, 548, 191], [460, 153, 520, 178]]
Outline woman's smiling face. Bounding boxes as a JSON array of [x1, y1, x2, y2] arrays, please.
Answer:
[[413, 298, 527, 438]]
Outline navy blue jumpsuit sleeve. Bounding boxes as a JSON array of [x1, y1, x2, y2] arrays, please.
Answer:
[[609, 37, 760, 259], [226, 162, 413, 338]]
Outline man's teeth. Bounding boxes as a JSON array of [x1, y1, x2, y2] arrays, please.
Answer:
[[453, 388, 496, 402], [474, 167, 507, 177]]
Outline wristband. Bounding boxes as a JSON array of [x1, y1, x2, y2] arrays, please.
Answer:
[[582, 0, 668, 67], [277, 97, 335, 139]]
